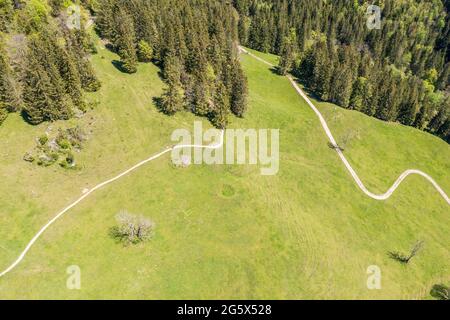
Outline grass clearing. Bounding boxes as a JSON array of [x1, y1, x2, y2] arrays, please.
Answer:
[[0, 46, 448, 299]]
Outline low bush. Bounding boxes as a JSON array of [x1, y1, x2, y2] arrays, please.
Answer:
[[38, 135, 48, 146], [430, 284, 450, 300]]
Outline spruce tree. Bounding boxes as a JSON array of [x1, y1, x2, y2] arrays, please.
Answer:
[[0, 37, 17, 112], [95, 0, 115, 39], [22, 58, 56, 124], [78, 58, 101, 92], [211, 82, 230, 129], [350, 77, 371, 111], [428, 106, 448, 134], [0, 0, 14, 32], [313, 44, 333, 101], [114, 9, 138, 74], [161, 82, 184, 115], [192, 74, 212, 117], [138, 40, 153, 63], [278, 28, 297, 75], [163, 52, 183, 85], [230, 62, 248, 117], [53, 42, 85, 109], [330, 66, 353, 108], [0, 103, 7, 125]]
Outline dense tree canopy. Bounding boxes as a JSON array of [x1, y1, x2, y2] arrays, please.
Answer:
[[0, 0, 100, 125], [94, 0, 249, 127], [0, 0, 248, 128], [1, 0, 448, 141], [234, 0, 450, 142]]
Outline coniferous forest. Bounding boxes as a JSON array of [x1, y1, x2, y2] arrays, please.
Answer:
[[234, 0, 450, 142], [0, 0, 248, 130], [0, 0, 101, 125], [0, 0, 449, 141], [94, 0, 248, 128]]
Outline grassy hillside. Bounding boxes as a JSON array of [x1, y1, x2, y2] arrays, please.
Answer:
[[0, 44, 448, 299]]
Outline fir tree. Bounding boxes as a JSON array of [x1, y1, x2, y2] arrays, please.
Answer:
[[230, 62, 248, 117], [114, 9, 138, 74], [22, 57, 57, 124], [0, 37, 17, 112], [138, 40, 153, 63], [0, 0, 14, 32], [278, 28, 297, 76], [78, 58, 101, 92], [350, 77, 371, 112], [161, 82, 184, 115], [211, 82, 230, 129]]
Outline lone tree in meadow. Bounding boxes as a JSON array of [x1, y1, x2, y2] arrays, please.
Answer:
[[388, 240, 424, 264], [111, 211, 154, 245]]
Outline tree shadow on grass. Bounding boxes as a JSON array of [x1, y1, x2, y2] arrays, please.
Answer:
[[108, 226, 130, 246], [20, 109, 36, 125], [269, 66, 282, 75], [111, 60, 129, 74], [291, 76, 323, 102], [387, 251, 411, 264], [152, 96, 166, 114], [104, 43, 115, 52]]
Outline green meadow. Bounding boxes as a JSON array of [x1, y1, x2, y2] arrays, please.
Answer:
[[0, 45, 448, 299]]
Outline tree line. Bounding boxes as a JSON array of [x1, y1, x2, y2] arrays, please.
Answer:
[[1, 0, 248, 129], [234, 0, 450, 142], [0, 0, 101, 126], [94, 0, 248, 128]]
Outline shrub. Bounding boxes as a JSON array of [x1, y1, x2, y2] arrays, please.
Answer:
[[37, 152, 58, 166], [26, 126, 87, 167], [56, 129, 71, 149], [57, 138, 70, 149], [138, 40, 153, 62], [59, 152, 76, 169], [66, 126, 86, 149], [430, 284, 450, 300], [111, 211, 154, 245], [38, 134, 48, 146], [23, 152, 35, 163]]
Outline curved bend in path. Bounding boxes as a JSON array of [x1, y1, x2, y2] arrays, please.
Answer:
[[0, 131, 224, 278], [239, 46, 450, 205]]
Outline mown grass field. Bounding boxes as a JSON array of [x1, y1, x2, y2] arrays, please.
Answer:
[[0, 44, 448, 299]]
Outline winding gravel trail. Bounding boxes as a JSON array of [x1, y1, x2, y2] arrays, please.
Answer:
[[0, 132, 224, 278], [240, 46, 449, 205], [1, 47, 449, 279]]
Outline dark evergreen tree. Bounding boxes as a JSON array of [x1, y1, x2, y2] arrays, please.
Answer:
[[114, 9, 138, 74], [350, 77, 371, 112], [138, 40, 153, 63], [230, 61, 248, 117], [211, 81, 230, 129], [278, 28, 297, 75], [0, 0, 14, 32], [0, 37, 18, 113], [236, 0, 450, 142], [161, 82, 184, 115]]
